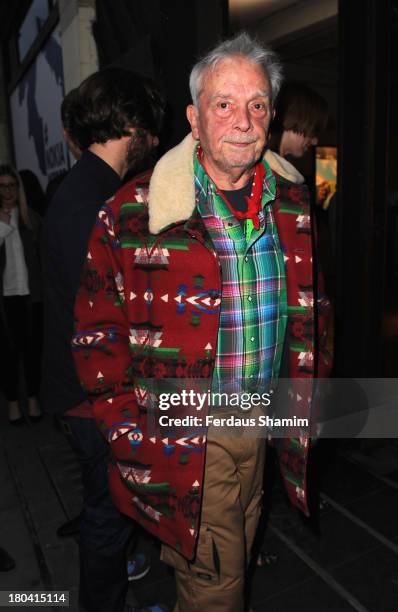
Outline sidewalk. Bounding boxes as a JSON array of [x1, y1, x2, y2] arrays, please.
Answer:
[[0, 402, 175, 612], [0, 407, 80, 610], [1, 398, 398, 611]]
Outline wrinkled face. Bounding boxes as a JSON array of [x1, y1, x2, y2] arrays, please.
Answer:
[[283, 130, 318, 158], [0, 174, 18, 209], [187, 56, 273, 182]]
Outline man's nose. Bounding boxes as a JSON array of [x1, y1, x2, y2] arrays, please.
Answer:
[[233, 106, 251, 131]]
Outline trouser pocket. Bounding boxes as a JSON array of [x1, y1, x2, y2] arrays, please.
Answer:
[[161, 524, 220, 585]]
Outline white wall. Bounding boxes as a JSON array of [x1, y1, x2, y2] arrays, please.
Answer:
[[58, 0, 99, 94]]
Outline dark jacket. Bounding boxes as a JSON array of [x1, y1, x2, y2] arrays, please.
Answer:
[[41, 150, 121, 414]]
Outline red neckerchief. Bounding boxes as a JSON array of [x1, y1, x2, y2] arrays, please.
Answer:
[[197, 146, 264, 230]]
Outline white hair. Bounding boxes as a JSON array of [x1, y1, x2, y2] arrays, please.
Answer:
[[189, 32, 283, 107]]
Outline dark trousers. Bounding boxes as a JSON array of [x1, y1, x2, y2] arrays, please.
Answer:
[[61, 416, 134, 612], [1, 295, 42, 401]]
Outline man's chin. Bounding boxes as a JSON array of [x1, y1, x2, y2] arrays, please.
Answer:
[[223, 154, 259, 171], [223, 145, 265, 168]]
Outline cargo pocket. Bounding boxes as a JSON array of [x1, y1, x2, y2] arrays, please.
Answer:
[[189, 525, 220, 584], [161, 525, 220, 585]]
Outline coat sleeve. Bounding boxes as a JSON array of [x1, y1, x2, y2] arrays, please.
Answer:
[[72, 199, 142, 460]]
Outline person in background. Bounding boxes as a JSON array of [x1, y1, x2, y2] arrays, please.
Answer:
[[267, 82, 334, 303], [51, 89, 87, 541], [41, 68, 166, 612], [256, 81, 332, 568], [0, 164, 43, 424], [268, 81, 328, 166]]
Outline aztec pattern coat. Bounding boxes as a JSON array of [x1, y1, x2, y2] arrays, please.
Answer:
[[72, 135, 331, 560]]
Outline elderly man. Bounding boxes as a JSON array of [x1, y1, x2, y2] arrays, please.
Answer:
[[73, 33, 324, 611]]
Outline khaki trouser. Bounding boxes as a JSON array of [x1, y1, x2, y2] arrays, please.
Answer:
[[161, 423, 265, 612]]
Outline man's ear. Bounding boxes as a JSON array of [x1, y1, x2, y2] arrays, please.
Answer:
[[186, 105, 200, 140]]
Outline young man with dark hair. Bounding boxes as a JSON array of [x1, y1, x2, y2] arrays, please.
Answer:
[[268, 81, 329, 159], [68, 68, 164, 151], [41, 67, 165, 612]]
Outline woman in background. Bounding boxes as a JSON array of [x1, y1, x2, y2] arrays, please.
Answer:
[[256, 83, 331, 568], [0, 164, 42, 424]]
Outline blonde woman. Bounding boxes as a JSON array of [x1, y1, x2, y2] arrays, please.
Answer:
[[0, 164, 42, 424]]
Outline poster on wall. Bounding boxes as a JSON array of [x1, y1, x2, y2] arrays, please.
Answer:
[[10, 28, 68, 189]]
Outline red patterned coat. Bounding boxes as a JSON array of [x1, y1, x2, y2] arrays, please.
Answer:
[[72, 135, 330, 560]]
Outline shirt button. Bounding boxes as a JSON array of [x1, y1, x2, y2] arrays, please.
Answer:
[[249, 374, 254, 378], [247, 295, 252, 302], [244, 256, 248, 262], [250, 336, 255, 342]]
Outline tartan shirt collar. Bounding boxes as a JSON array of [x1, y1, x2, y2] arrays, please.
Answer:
[[183, 146, 277, 250], [193, 144, 277, 220]]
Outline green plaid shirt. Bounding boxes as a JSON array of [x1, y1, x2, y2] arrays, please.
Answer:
[[194, 152, 287, 393]]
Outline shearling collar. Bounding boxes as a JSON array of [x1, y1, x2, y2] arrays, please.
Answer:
[[148, 134, 196, 234], [264, 149, 305, 185], [148, 133, 304, 235]]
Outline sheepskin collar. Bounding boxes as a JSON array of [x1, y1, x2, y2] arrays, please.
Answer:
[[264, 149, 305, 185], [148, 133, 304, 235]]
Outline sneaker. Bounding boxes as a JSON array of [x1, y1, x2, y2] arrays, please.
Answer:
[[127, 553, 151, 581]]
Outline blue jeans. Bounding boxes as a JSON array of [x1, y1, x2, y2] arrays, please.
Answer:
[[61, 416, 134, 612]]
